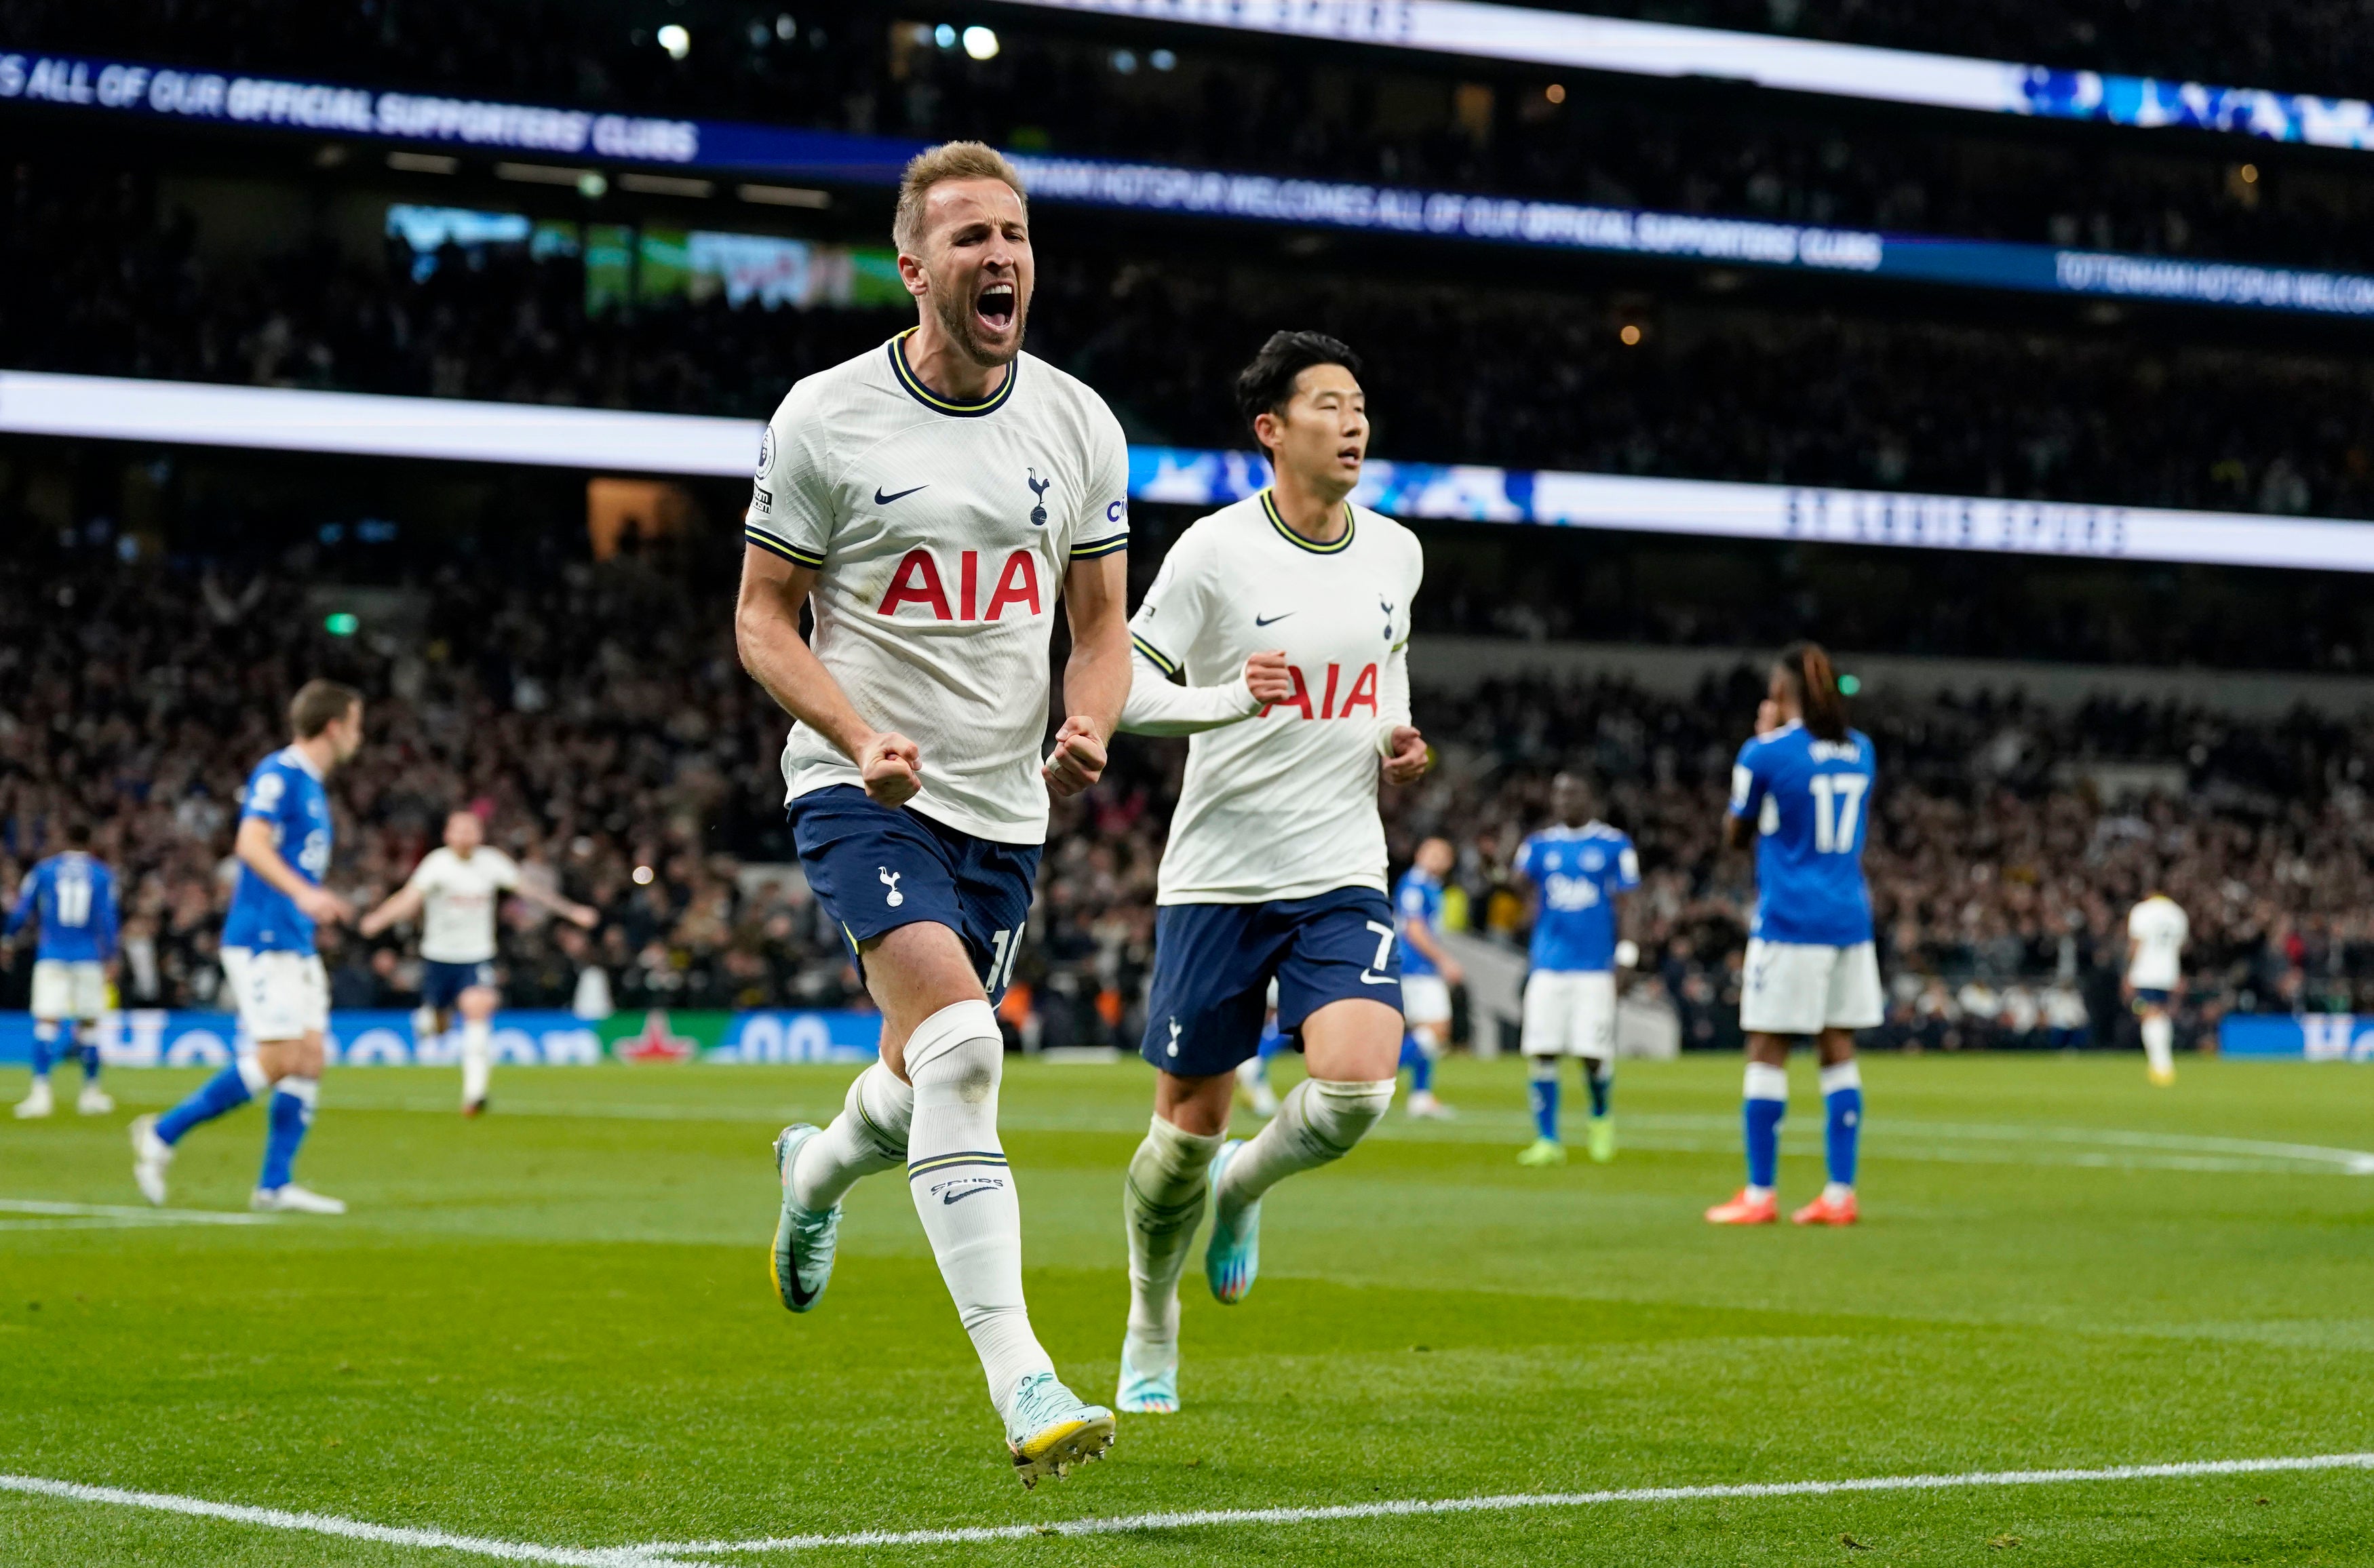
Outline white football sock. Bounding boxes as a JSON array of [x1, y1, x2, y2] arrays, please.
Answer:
[[790, 1058, 914, 1211], [1123, 1114, 1224, 1375], [903, 1000, 1052, 1423], [2141, 1014, 2175, 1076], [1213, 1076, 1394, 1216], [460, 1019, 492, 1105]]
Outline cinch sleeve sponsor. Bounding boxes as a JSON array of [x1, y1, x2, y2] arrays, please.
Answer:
[[743, 391, 832, 570], [1068, 406, 1131, 562], [1125, 530, 1201, 676], [1728, 741, 1770, 821]]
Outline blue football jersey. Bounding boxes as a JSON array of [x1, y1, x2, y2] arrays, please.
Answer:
[[221, 747, 334, 955], [1728, 721, 1876, 947], [1513, 823, 1638, 973], [6, 852, 119, 962], [1393, 867, 1446, 979]]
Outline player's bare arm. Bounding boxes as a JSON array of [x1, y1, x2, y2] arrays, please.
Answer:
[[511, 879, 599, 929], [1045, 552, 1130, 797], [735, 544, 922, 806], [355, 882, 423, 939], [236, 816, 351, 926]]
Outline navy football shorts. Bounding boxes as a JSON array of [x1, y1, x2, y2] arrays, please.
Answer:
[[1140, 886, 1403, 1077], [790, 785, 1042, 1004], [422, 958, 497, 1010]]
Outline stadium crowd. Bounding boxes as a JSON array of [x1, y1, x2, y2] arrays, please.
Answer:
[[12, 158, 2374, 539], [4, 543, 2369, 1058], [6, 1, 2368, 271]]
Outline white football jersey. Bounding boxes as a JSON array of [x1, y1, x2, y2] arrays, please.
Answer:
[[747, 331, 1129, 845], [2126, 894, 2188, 989], [406, 846, 520, 965], [1130, 490, 1422, 903]]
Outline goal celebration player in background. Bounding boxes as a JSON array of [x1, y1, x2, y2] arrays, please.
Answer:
[[357, 808, 598, 1116], [132, 680, 364, 1215], [6, 821, 119, 1119], [1708, 644, 1877, 1228], [1111, 331, 1431, 1416], [2125, 890, 2189, 1086], [1512, 772, 1639, 1167], [735, 142, 1131, 1486]]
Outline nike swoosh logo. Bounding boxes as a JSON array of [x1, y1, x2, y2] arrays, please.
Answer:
[[1253, 612, 1295, 627], [1359, 972, 1399, 985], [942, 1185, 998, 1205], [874, 484, 929, 505]]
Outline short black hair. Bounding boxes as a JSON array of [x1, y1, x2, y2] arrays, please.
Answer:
[[1234, 331, 1363, 452], [62, 821, 92, 848]]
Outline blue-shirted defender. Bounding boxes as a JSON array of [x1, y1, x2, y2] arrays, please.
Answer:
[[132, 680, 364, 1215], [1511, 772, 1639, 1167], [1391, 836, 1462, 1118], [6, 822, 120, 1118], [1709, 642, 1876, 1228]]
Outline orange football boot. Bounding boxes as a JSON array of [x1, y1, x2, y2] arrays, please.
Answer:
[[1705, 1188, 1778, 1225], [1791, 1190, 1859, 1226]]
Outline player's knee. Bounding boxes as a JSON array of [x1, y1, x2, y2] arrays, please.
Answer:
[[903, 999, 1003, 1102], [1304, 1076, 1395, 1150]]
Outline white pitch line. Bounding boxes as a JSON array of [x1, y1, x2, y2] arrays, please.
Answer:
[[0, 1473, 697, 1567], [644, 1451, 2374, 1556], [0, 1198, 277, 1226], [10, 1453, 2371, 1564]]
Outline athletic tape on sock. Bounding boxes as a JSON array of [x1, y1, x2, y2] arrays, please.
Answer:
[[1743, 1061, 1790, 1101], [236, 1056, 273, 1097], [1818, 1060, 1862, 1095]]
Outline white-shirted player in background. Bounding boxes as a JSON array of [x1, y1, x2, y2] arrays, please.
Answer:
[[2125, 891, 2188, 1086], [358, 810, 597, 1115], [1110, 330, 1431, 1416], [736, 143, 1131, 1486]]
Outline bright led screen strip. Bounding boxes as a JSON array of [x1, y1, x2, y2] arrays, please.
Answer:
[[992, 0, 2374, 153], [10, 48, 2374, 318], [6, 370, 2371, 574]]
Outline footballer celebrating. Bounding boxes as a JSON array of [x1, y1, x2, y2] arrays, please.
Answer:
[[357, 808, 597, 1116], [1708, 644, 1876, 1228], [1110, 331, 1431, 1416], [737, 142, 1131, 1486]]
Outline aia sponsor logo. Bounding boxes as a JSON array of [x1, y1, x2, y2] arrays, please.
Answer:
[[876, 549, 1043, 621], [1258, 662, 1381, 721]]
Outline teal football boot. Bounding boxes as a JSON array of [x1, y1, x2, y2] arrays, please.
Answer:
[[771, 1124, 840, 1313], [1115, 1337, 1179, 1414], [1202, 1139, 1260, 1304], [1006, 1371, 1116, 1489]]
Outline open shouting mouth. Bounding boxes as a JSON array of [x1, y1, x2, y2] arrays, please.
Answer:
[[976, 279, 1017, 334]]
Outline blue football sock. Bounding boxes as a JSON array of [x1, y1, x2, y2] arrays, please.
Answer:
[[1527, 1059, 1561, 1141], [1256, 1027, 1289, 1062], [77, 1027, 101, 1084], [1821, 1061, 1863, 1189], [1585, 1057, 1612, 1120], [28, 1021, 57, 1080], [155, 1059, 264, 1145], [1743, 1061, 1789, 1190], [1400, 1034, 1434, 1094], [258, 1078, 318, 1192]]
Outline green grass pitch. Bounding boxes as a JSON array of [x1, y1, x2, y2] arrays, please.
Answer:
[[3, 1053, 2371, 1565]]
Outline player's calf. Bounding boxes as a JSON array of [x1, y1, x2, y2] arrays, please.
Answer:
[[1118, 1111, 1223, 1413]]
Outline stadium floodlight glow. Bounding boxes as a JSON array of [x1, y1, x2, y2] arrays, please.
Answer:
[[13, 371, 2374, 579], [934, 23, 958, 49], [962, 26, 1001, 62], [655, 24, 690, 61], [990, 0, 2374, 155]]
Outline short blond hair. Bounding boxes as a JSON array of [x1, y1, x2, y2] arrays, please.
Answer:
[[893, 141, 1028, 255]]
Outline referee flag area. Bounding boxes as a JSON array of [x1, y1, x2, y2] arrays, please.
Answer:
[[4, 1055, 2370, 1565]]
